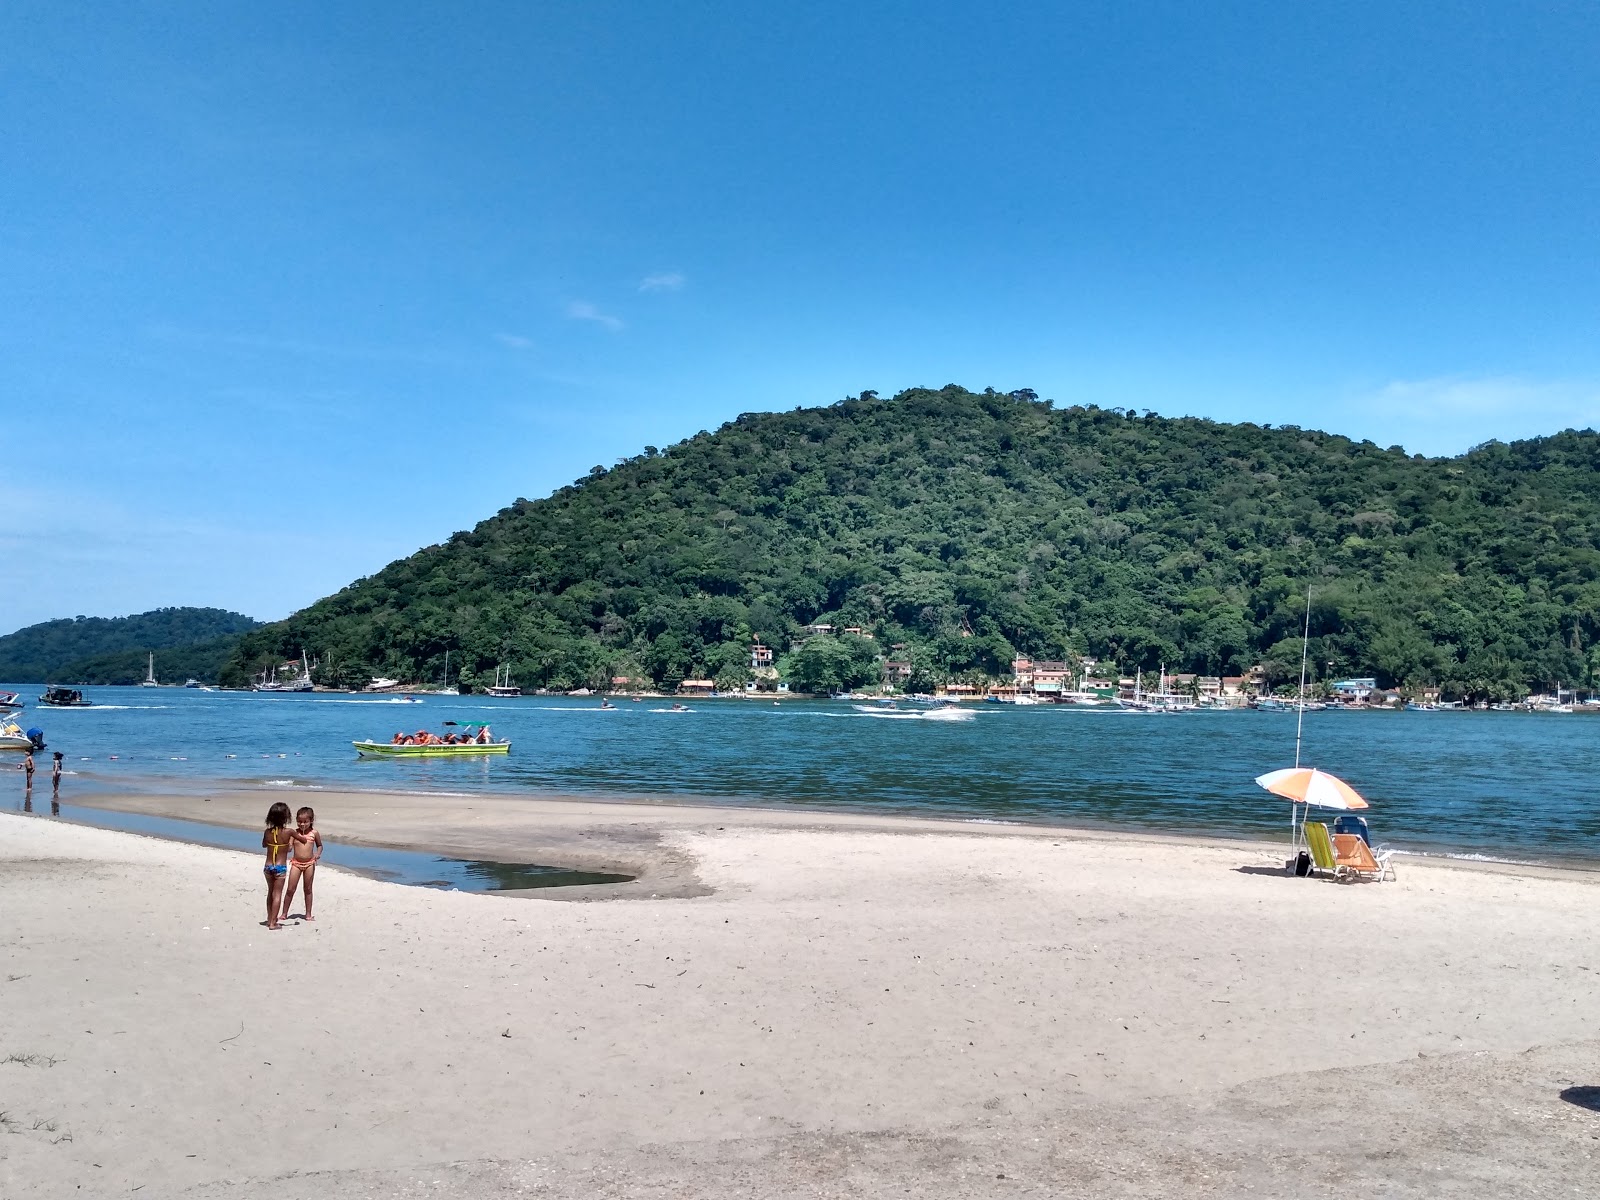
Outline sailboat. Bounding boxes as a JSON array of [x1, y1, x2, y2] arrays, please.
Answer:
[[427, 650, 458, 695], [487, 664, 521, 697], [141, 652, 159, 687], [254, 650, 315, 693]]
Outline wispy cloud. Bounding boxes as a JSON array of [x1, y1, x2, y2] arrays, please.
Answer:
[[1341, 375, 1600, 455], [495, 333, 533, 350], [638, 272, 685, 293], [565, 301, 624, 332]]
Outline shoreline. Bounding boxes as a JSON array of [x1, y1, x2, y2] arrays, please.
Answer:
[[53, 780, 1600, 890]]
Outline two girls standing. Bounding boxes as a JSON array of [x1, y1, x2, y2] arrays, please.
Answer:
[[262, 802, 322, 929]]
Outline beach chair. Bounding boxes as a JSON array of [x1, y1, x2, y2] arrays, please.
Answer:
[[1306, 822, 1394, 882], [1333, 832, 1396, 882], [1303, 821, 1345, 880], [1332, 813, 1370, 846]]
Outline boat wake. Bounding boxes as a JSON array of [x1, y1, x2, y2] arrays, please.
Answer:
[[54, 704, 171, 711], [854, 707, 976, 722]]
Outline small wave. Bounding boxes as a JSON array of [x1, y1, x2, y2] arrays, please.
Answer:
[[963, 817, 1023, 826], [1399, 848, 1547, 867]]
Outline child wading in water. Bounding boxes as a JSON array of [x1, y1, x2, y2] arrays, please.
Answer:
[[280, 806, 323, 921], [262, 802, 293, 929]]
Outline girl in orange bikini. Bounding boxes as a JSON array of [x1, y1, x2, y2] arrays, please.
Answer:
[[281, 806, 323, 921], [262, 802, 293, 929]]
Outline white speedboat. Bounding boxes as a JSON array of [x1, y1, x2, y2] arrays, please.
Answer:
[[0, 716, 43, 751]]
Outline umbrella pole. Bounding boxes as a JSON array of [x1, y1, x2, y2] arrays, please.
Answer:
[[1294, 588, 1311, 769]]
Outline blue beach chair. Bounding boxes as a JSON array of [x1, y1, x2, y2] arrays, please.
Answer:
[[1332, 814, 1370, 846]]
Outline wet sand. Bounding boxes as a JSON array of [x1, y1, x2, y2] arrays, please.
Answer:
[[2, 790, 1598, 1197]]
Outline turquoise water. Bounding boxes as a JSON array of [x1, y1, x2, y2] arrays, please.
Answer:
[[6, 685, 1598, 863]]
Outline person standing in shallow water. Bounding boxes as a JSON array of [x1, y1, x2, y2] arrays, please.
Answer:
[[51, 752, 62, 798]]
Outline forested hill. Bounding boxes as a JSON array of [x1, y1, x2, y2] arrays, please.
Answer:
[[226, 386, 1600, 699], [0, 608, 260, 683]]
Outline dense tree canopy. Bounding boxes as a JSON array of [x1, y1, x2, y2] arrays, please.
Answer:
[[0, 608, 259, 683], [225, 387, 1600, 700]]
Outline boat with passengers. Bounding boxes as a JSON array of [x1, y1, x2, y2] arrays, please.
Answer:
[[353, 722, 510, 757], [38, 686, 92, 707]]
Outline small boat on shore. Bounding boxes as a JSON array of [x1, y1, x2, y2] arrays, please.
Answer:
[[38, 686, 91, 707]]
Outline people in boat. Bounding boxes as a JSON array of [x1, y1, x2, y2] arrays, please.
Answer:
[[392, 732, 405, 745], [671, 702, 688, 712], [476, 726, 490, 744]]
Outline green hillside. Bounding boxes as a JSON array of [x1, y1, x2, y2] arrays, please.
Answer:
[[225, 386, 1600, 700], [0, 608, 260, 684]]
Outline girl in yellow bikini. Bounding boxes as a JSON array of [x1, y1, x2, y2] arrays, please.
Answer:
[[262, 801, 293, 929]]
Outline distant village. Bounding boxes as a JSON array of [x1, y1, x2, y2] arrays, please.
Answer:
[[590, 627, 1585, 712]]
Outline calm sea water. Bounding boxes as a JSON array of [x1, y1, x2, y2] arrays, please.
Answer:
[[6, 685, 1598, 863]]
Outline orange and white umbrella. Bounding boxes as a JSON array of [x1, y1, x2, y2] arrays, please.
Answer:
[[1254, 767, 1369, 810], [1256, 767, 1370, 857]]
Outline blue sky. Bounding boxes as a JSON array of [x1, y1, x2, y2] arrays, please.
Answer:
[[3, 2, 1598, 632]]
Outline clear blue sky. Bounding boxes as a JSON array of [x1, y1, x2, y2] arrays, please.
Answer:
[[4, 2, 1598, 632]]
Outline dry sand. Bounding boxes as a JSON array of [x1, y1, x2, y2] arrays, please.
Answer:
[[2, 790, 1597, 1198]]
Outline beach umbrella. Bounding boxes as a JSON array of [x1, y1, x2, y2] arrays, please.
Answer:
[[1254, 767, 1369, 811], [1255, 767, 1369, 857]]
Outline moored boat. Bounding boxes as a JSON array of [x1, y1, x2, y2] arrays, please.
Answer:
[[0, 690, 22, 712], [0, 716, 44, 751], [486, 664, 521, 697], [255, 650, 314, 693]]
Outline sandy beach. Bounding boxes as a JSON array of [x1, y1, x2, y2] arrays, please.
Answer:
[[2, 789, 1597, 1198]]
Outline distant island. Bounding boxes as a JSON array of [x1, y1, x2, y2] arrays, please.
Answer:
[[226, 386, 1600, 701], [0, 607, 261, 685]]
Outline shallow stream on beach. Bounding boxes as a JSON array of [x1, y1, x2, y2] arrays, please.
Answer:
[[5, 685, 1598, 864]]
